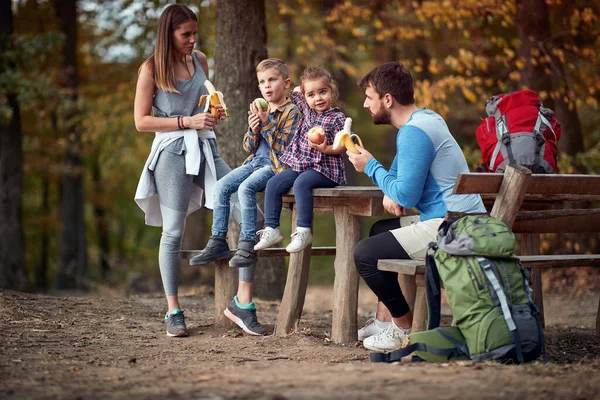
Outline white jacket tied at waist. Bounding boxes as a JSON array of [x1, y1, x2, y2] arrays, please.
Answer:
[[134, 128, 217, 227]]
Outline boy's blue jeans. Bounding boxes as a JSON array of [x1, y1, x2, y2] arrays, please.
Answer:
[[212, 157, 274, 241]]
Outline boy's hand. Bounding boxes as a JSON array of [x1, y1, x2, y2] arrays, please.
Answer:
[[293, 86, 301, 93], [248, 111, 261, 135], [346, 145, 373, 173], [308, 138, 328, 153], [250, 102, 270, 124]]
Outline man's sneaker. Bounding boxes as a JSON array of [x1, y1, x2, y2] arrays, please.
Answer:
[[190, 236, 230, 265], [285, 229, 313, 253], [165, 309, 189, 337], [362, 321, 411, 353], [229, 239, 257, 268], [358, 316, 391, 341], [254, 227, 283, 251], [223, 296, 266, 336]]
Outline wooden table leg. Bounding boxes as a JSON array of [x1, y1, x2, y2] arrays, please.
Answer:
[[275, 207, 312, 336], [214, 259, 237, 326], [331, 206, 360, 344]]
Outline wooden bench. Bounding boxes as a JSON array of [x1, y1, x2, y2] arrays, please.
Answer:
[[181, 246, 336, 326], [378, 165, 600, 335]]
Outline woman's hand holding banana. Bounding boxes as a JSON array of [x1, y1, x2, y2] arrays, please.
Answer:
[[185, 112, 216, 131]]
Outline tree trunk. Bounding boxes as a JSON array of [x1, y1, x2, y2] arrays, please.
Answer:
[[516, 0, 583, 155], [92, 157, 110, 279], [214, 0, 284, 300], [0, 0, 28, 290], [55, 0, 87, 290]]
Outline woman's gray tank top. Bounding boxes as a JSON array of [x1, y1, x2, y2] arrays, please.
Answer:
[[152, 52, 208, 118]]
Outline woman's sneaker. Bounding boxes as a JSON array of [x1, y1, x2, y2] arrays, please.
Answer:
[[224, 296, 266, 336], [165, 309, 189, 337], [285, 229, 313, 253], [358, 316, 391, 341], [362, 321, 411, 353], [254, 227, 283, 251]]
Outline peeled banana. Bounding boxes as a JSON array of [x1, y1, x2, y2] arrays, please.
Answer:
[[332, 117, 363, 154], [198, 80, 229, 117]]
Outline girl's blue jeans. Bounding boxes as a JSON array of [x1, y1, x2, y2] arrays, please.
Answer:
[[264, 168, 336, 229]]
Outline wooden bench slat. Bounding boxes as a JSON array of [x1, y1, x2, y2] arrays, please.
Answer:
[[378, 254, 600, 273], [454, 173, 600, 196], [512, 209, 600, 233], [180, 246, 336, 260]]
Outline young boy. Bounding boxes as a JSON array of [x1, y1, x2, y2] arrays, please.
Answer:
[[190, 58, 300, 335]]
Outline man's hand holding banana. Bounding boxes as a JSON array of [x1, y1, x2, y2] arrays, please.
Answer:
[[346, 145, 373, 173]]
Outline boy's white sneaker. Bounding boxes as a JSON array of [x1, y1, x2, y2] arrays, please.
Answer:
[[254, 227, 283, 251], [362, 321, 411, 353], [285, 229, 313, 253], [358, 316, 391, 341]]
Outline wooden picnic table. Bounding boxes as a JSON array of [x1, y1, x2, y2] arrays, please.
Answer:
[[275, 186, 384, 343]]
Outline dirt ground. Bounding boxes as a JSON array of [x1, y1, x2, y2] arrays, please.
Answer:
[[1, 285, 599, 400]]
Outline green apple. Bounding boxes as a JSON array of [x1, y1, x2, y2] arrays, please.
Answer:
[[253, 98, 269, 112]]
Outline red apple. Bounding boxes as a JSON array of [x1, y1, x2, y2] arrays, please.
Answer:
[[307, 126, 326, 145]]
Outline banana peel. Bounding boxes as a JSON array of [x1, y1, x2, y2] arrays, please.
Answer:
[[332, 117, 363, 154], [198, 80, 229, 117]]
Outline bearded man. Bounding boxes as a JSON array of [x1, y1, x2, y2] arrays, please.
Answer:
[[347, 62, 486, 353]]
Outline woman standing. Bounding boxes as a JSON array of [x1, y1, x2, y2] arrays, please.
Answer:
[[134, 4, 239, 337]]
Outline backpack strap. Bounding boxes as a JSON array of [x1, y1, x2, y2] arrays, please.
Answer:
[[477, 257, 524, 363], [519, 264, 548, 362], [370, 341, 467, 363], [489, 115, 515, 170], [425, 249, 442, 330], [532, 112, 548, 173]]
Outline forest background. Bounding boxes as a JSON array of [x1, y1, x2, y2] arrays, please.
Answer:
[[1, 0, 599, 300]]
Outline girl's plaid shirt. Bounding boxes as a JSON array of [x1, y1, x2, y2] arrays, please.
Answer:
[[279, 91, 347, 185], [242, 98, 301, 173]]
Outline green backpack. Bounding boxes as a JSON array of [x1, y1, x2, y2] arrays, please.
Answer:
[[371, 215, 545, 364]]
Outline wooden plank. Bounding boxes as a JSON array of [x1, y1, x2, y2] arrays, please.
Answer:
[[378, 255, 600, 273], [512, 210, 600, 233], [519, 254, 600, 268], [284, 186, 384, 198], [214, 259, 236, 327], [283, 193, 385, 217], [378, 259, 424, 274], [412, 274, 428, 332], [518, 233, 544, 328], [331, 206, 361, 344], [180, 246, 335, 260], [481, 193, 600, 203], [274, 209, 312, 336], [490, 165, 532, 226], [455, 172, 600, 196]]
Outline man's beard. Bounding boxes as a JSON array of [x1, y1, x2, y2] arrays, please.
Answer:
[[372, 104, 392, 125]]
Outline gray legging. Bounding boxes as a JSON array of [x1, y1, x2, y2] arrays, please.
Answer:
[[154, 139, 261, 295]]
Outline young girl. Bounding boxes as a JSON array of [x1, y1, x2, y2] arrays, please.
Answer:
[[254, 67, 347, 253]]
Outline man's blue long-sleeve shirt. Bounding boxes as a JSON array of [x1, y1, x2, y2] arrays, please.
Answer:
[[365, 109, 486, 221]]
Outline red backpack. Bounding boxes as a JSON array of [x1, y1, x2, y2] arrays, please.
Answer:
[[475, 89, 561, 174]]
